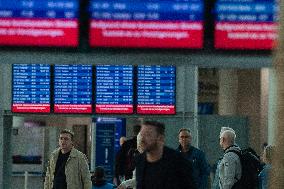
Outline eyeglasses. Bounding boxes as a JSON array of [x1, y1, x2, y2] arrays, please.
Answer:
[[179, 135, 190, 139]]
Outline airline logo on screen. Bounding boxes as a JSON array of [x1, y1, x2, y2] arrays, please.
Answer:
[[214, 0, 278, 49], [0, 0, 79, 47], [89, 0, 204, 48]]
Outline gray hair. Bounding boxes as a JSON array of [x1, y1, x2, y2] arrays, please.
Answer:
[[220, 127, 236, 143]]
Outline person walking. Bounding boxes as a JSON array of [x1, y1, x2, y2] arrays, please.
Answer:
[[44, 129, 92, 189], [135, 120, 196, 189]]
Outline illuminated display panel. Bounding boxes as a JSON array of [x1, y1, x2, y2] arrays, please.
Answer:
[[12, 64, 50, 113], [137, 65, 175, 114], [214, 0, 278, 49], [89, 0, 204, 48], [95, 65, 133, 114], [0, 0, 79, 47], [54, 64, 92, 113]]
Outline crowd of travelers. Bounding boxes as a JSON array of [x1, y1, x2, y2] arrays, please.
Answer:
[[43, 121, 274, 189]]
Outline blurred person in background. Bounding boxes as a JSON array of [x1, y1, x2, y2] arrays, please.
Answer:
[[92, 166, 114, 189], [114, 124, 141, 186], [135, 120, 196, 189], [177, 128, 210, 189], [119, 136, 127, 147], [259, 145, 274, 189], [118, 132, 144, 189]]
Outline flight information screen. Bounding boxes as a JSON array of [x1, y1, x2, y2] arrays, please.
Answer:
[[137, 65, 175, 114], [54, 64, 92, 113], [12, 64, 50, 113], [89, 0, 204, 48], [0, 0, 79, 47], [214, 0, 278, 49], [96, 65, 133, 114]]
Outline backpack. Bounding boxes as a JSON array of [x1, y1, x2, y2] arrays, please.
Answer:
[[226, 148, 261, 189]]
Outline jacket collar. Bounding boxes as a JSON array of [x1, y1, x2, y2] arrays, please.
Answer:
[[223, 144, 238, 152], [177, 144, 193, 153], [54, 147, 78, 158]]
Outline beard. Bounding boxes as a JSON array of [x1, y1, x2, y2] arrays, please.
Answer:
[[144, 141, 159, 152]]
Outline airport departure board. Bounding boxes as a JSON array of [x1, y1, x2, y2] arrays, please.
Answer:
[[54, 65, 92, 113], [214, 0, 278, 49], [137, 65, 175, 114], [0, 0, 79, 47], [12, 64, 50, 113], [12, 64, 176, 114], [89, 0, 204, 48], [96, 65, 133, 114]]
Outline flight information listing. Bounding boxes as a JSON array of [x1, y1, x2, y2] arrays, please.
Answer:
[[54, 64, 92, 113], [96, 65, 133, 114], [137, 65, 175, 114], [12, 64, 51, 113]]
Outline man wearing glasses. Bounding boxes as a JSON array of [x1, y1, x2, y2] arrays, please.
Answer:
[[177, 128, 210, 189]]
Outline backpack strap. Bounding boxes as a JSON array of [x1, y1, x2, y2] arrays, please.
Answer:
[[225, 149, 241, 158], [224, 149, 242, 182]]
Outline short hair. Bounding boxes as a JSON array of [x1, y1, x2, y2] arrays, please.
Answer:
[[142, 120, 165, 136], [264, 145, 274, 163], [178, 128, 191, 134], [60, 129, 74, 140], [220, 128, 237, 143], [133, 124, 141, 136], [92, 166, 106, 183], [220, 127, 235, 137]]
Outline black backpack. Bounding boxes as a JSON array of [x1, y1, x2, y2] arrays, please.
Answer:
[[226, 148, 261, 189]]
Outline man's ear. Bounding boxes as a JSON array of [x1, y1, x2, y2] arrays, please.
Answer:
[[158, 135, 165, 143]]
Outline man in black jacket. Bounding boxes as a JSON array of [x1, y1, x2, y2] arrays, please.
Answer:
[[135, 120, 196, 189], [114, 124, 141, 185]]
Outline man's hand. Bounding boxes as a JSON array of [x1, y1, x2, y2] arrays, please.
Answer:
[[117, 183, 126, 189]]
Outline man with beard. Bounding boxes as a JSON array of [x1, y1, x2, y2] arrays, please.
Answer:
[[135, 121, 196, 189]]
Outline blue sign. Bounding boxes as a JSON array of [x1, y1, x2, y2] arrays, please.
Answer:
[[94, 120, 117, 182], [96, 117, 126, 153], [198, 102, 214, 115]]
